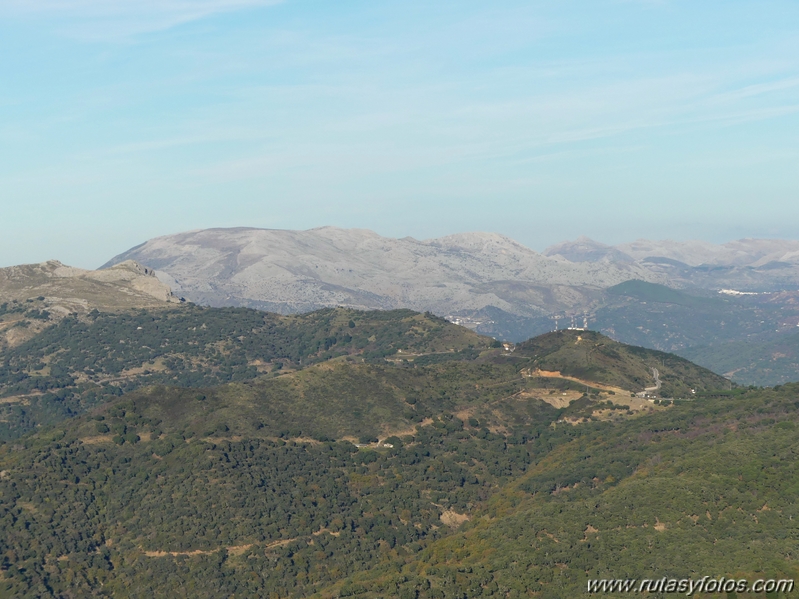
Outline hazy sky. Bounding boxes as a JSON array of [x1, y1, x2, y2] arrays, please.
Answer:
[[2, 0, 798, 268]]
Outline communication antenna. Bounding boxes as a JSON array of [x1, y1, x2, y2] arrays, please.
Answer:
[[553, 315, 561, 331], [583, 313, 588, 329]]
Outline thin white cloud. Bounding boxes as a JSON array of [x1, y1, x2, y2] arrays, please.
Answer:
[[0, 0, 284, 37], [1, 0, 280, 17]]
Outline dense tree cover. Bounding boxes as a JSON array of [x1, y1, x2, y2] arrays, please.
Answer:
[[0, 379, 793, 598], [102, 360, 570, 444], [323, 385, 799, 599], [0, 306, 490, 440], [0, 390, 565, 598], [0, 305, 756, 598]]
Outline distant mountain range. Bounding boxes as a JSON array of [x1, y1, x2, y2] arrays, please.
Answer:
[[102, 227, 662, 316], [544, 235, 799, 268], [103, 227, 799, 319]]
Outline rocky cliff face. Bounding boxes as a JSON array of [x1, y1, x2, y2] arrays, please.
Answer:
[[102, 227, 663, 315], [0, 260, 180, 348], [0, 260, 178, 308]]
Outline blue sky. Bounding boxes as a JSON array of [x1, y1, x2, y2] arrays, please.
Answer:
[[1, 0, 798, 268]]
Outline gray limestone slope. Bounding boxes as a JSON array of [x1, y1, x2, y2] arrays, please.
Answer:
[[102, 227, 663, 315]]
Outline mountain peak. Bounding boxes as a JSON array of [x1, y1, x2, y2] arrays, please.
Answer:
[[515, 328, 728, 397]]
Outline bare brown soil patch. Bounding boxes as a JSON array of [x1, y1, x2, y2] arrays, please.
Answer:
[[538, 530, 559, 543], [524, 369, 631, 396], [226, 544, 254, 556], [0, 391, 43, 405], [17, 501, 36, 513], [293, 437, 322, 445], [144, 549, 214, 558], [144, 530, 341, 559], [312, 528, 341, 537], [202, 435, 245, 444], [528, 390, 583, 409], [453, 407, 476, 421], [265, 538, 297, 550], [440, 510, 470, 527]]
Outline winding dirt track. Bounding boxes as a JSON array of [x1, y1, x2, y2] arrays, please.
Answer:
[[644, 368, 661, 393]]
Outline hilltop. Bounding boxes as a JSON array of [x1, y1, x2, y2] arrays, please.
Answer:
[[0, 260, 180, 350], [462, 281, 799, 387], [73, 326, 729, 448], [0, 260, 177, 308], [515, 329, 730, 398]]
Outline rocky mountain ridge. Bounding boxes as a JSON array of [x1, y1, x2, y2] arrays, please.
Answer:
[[103, 226, 799, 319], [102, 227, 667, 315]]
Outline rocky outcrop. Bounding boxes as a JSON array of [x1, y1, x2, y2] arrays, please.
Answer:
[[0, 259, 179, 311], [0, 259, 180, 348]]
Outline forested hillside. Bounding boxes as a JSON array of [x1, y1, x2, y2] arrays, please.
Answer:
[[2, 373, 794, 598], [4, 304, 786, 599], [323, 384, 799, 598], [679, 331, 799, 387], [0, 306, 491, 439], [0, 358, 566, 598], [517, 329, 730, 398]]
